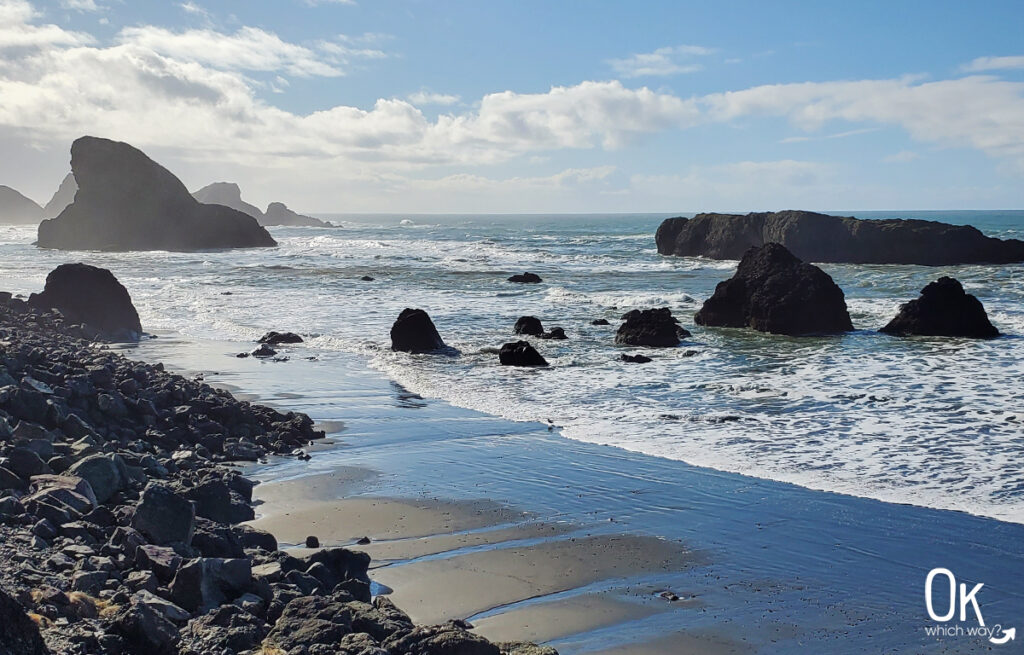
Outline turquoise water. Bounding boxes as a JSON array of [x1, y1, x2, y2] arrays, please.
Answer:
[[1, 210, 1023, 523]]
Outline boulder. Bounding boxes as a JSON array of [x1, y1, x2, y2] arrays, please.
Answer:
[[0, 585, 48, 655], [6, 447, 51, 479], [169, 557, 252, 612], [115, 592, 180, 654], [655, 210, 1024, 265], [508, 272, 542, 283], [621, 354, 653, 363], [499, 341, 548, 367], [880, 277, 999, 338], [390, 308, 446, 353], [136, 545, 182, 582], [28, 263, 142, 340], [540, 327, 567, 340], [133, 484, 195, 545], [258, 331, 303, 345], [694, 243, 853, 336], [263, 201, 333, 227], [191, 182, 264, 221], [67, 453, 127, 503], [264, 594, 354, 651], [591, 318, 610, 325], [251, 344, 277, 358], [513, 316, 544, 336], [184, 478, 254, 524], [37, 136, 276, 251], [0, 185, 43, 225], [615, 308, 691, 347], [383, 622, 499, 655]]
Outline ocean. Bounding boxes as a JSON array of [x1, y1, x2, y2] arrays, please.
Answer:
[[2, 210, 1023, 524]]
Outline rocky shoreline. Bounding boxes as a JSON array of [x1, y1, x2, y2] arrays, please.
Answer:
[[0, 296, 551, 655]]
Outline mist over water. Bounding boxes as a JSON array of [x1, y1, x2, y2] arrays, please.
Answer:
[[2, 211, 1023, 523]]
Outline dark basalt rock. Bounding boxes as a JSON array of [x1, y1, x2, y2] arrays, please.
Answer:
[[514, 316, 544, 336], [615, 308, 691, 347], [390, 308, 446, 353], [499, 341, 548, 367], [694, 243, 853, 336], [258, 331, 304, 345], [0, 585, 48, 655], [133, 484, 196, 546], [37, 136, 276, 251], [263, 202, 333, 228], [655, 210, 1024, 265], [880, 277, 999, 338], [383, 622, 500, 655], [508, 272, 542, 283], [28, 263, 142, 341], [621, 354, 653, 363], [591, 319, 610, 326], [540, 327, 567, 340], [191, 182, 264, 222]]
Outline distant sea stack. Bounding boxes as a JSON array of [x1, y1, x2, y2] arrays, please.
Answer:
[[43, 172, 77, 218], [37, 137, 276, 251], [695, 242, 853, 336], [656, 210, 1024, 265], [263, 202, 332, 228], [0, 185, 43, 224], [192, 182, 265, 222], [880, 277, 999, 338]]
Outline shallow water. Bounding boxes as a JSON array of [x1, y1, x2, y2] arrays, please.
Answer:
[[2, 210, 1023, 523]]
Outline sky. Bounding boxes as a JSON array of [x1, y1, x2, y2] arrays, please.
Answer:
[[1, 0, 1024, 213]]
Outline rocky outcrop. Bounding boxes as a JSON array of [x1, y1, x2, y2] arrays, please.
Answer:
[[0, 185, 43, 225], [695, 243, 853, 335], [499, 341, 548, 366], [390, 309, 447, 353], [656, 210, 1024, 265], [28, 263, 142, 341], [508, 272, 542, 283], [880, 277, 999, 338], [0, 585, 48, 655], [514, 316, 544, 336], [43, 174, 77, 219], [37, 137, 276, 251], [615, 308, 691, 347], [191, 182, 264, 222], [264, 202, 332, 227]]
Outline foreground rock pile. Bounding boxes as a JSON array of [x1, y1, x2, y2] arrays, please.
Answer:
[[0, 297, 549, 654]]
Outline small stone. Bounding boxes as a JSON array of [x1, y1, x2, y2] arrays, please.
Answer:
[[305, 535, 320, 548]]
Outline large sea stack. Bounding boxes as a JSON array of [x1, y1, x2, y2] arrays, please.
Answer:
[[37, 137, 276, 251], [28, 263, 142, 340], [192, 182, 265, 222], [880, 277, 999, 338], [0, 186, 43, 225], [656, 210, 1024, 265], [695, 243, 853, 335]]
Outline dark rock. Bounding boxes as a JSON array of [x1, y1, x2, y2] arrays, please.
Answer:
[[360, 275, 375, 281], [178, 602, 269, 654], [0, 585, 48, 655], [507, 272, 542, 283], [337, 632, 389, 655], [27, 264, 142, 340], [71, 570, 108, 593], [540, 327, 567, 340], [136, 544, 182, 581], [656, 210, 1024, 265], [7, 447, 51, 479], [694, 243, 853, 336], [349, 596, 414, 642], [621, 354, 653, 363], [513, 316, 544, 336], [615, 308, 691, 347], [169, 557, 252, 612], [303, 548, 372, 599], [591, 318, 610, 325], [258, 331, 304, 345], [356, 536, 371, 545], [184, 479, 254, 524], [114, 592, 180, 654], [383, 622, 500, 655], [263, 594, 354, 650], [133, 484, 195, 545], [880, 277, 999, 338], [0, 466, 25, 491], [498, 643, 559, 655], [251, 344, 277, 358], [132, 590, 191, 623], [67, 453, 127, 504], [263, 201, 333, 227], [306, 535, 320, 548], [234, 525, 278, 551], [390, 308, 446, 353], [37, 136, 276, 251], [0, 496, 24, 516], [498, 341, 548, 367]]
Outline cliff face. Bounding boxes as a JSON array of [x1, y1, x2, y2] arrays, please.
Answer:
[[0, 186, 43, 225], [655, 210, 1024, 265], [37, 137, 276, 251]]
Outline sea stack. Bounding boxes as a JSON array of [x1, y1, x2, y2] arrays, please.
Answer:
[[42, 173, 78, 218], [263, 202, 332, 227], [0, 186, 43, 224], [694, 243, 853, 336], [880, 277, 999, 338], [615, 308, 691, 347], [37, 137, 276, 251], [656, 210, 1024, 265], [390, 308, 447, 353], [28, 263, 142, 341], [192, 182, 265, 222]]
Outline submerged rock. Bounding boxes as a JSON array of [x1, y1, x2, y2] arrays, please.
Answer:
[[615, 308, 691, 347], [591, 318, 610, 326], [499, 341, 548, 367], [390, 308, 446, 353], [621, 354, 653, 363], [513, 316, 544, 336], [694, 243, 853, 336], [655, 210, 1024, 265], [880, 277, 999, 338], [37, 136, 276, 251], [508, 272, 542, 283], [28, 263, 142, 340]]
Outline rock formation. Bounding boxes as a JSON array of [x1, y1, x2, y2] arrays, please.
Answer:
[[499, 341, 548, 366], [42, 173, 77, 219], [656, 210, 1024, 265], [390, 309, 447, 353], [880, 277, 999, 338], [514, 316, 544, 336], [28, 263, 142, 341], [0, 186, 43, 224], [191, 182, 264, 222], [508, 272, 542, 283], [694, 243, 853, 335], [615, 308, 691, 347], [37, 137, 276, 251], [0, 585, 47, 655], [263, 202, 332, 227]]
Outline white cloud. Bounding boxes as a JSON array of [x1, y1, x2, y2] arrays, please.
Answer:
[[608, 45, 714, 78], [962, 56, 1024, 72], [61, 0, 102, 12], [408, 90, 460, 106], [179, 2, 209, 18], [303, 0, 356, 5], [779, 126, 881, 143], [0, 0, 94, 49], [884, 150, 920, 163]]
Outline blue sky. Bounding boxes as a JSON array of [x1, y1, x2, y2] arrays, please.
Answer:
[[1, 0, 1023, 212]]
